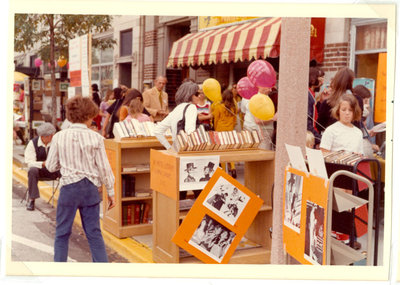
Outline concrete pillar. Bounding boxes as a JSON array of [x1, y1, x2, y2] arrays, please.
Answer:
[[270, 18, 310, 264]]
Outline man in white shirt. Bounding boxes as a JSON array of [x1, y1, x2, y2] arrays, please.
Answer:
[[24, 123, 61, 211]]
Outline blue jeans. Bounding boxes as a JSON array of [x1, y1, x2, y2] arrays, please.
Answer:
[[54, 178, 108, 262]]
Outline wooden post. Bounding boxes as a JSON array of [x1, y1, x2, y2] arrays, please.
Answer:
[[270, 17, 311, 264]]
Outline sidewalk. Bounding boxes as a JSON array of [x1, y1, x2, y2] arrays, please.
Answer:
[[12, 143, 154, 263]]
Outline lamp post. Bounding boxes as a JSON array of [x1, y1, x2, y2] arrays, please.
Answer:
[[57, 55, 68, 121]]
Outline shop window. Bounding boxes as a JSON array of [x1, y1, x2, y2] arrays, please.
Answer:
[[355, 22, 387, 51], [120, 29, 133, 57], [91, 37, 114, 97]]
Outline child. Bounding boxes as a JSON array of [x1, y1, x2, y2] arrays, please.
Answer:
[[46, 95, 116, 262], [124, 97, 153, 123], [320, 93, 364, 155], [306, 131, 315, 149], [212, 89, 238, 177], [195, 85, 213, 131]]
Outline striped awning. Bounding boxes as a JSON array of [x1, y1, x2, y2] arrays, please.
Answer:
[[167, 17, 281, 68]]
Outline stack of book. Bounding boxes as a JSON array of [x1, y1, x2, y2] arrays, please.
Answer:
[[122, 202, 151, 226], [113, 119, 172, 140], [172, 125, 262, 152], [122, 164, 150, 172], [323, 150, 364, 166]]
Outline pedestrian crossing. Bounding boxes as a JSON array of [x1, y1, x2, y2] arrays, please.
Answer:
[[12, 234, 77, 262]]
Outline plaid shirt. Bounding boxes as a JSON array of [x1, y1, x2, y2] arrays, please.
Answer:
[[46, 123, 115, 196]]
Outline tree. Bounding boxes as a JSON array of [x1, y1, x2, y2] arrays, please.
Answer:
[[14, 14, 115, 126]]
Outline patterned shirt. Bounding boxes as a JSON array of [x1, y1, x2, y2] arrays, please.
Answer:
[[46, 123, 115, 196]]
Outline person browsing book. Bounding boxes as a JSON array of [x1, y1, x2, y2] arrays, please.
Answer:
[[319, 93, 364, 155], [123, 93, 153, 123], [46, 95, 116, 262], [154, 81, 200, 150]]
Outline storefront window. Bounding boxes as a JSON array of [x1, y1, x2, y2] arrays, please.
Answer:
[[355, 22, 387, 52], [91, 37, 114, 98]]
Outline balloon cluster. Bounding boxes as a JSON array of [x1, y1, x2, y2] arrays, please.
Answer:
[[201, 59, 276, 120], [237, 60, 276, 120]]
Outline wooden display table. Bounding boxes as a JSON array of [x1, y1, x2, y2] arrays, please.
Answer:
[[150, 149, 275, 263], [102, 138, 169, 238]]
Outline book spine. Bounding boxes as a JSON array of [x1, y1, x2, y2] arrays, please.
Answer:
[[134, 204, 140, 224], [139, 203, 145, 224], [122, 205, 128, 226], [127, 204, 132, 225], [142, 203, 151, 224]]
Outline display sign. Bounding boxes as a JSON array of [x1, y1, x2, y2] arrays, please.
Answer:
[[198, 16, 258, 30], [179, 156, 219, 191], [150, 149, 179, 200], [172, 167, 263, 264], [68, 34, 91, 95], [283, 167, 329, 265], [374, 52, 387, 123]]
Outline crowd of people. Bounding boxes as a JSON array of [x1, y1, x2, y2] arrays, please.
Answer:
[[18, 63, 386, 262]]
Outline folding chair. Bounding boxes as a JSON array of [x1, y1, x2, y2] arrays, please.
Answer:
[[20, 177, 60, 208]]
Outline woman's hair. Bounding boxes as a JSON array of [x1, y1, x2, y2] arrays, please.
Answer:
[[331, 93, 362, 122], [117, 88, 143, 117], [353, 85, 371, 99], [175, 81, 199, 104], [91, 83, 99, 92], [113, 87, 123, 100], [66, 95, 99, 123], [327, 67, 355, 107], [122, 88, 143, 106], [104, 89, 113, 101], [128, 98, 144, 116], [221, 89, 237, 114], [306, 131, 315, 148]]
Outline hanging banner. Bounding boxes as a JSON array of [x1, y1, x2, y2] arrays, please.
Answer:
[[68, 34, 91, 96], [374, 52, 387, 123], [283, 167, 329, 265]]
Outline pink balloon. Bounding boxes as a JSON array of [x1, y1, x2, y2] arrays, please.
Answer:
[[34, 58, 42, 67], [247, 60, 276, 88], [237, 77, 258, 99]]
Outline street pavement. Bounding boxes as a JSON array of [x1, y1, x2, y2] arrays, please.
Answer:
[[11, 178, 128, 263]]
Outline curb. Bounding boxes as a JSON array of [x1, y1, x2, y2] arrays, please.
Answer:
[[12, 161, 154, 263]]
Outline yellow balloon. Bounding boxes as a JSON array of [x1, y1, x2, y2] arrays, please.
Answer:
[[202, 78, 222, 102], [249, 93, 275, 120]]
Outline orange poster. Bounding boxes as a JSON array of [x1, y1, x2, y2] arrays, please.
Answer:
[[283, 167, 329, 265], [374, 52, 387, 123], [172, 168, 263, 264]]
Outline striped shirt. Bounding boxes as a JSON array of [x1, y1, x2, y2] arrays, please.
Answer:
[[46, 123, 115, 196]]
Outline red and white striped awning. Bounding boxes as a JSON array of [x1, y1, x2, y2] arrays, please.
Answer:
[[167, 17, 281, 68]]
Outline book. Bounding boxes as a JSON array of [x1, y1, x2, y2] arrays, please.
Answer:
[[127, 204, 133, 225], [134, 189, 152, 197], [139, 203, 145, 224], [142, 203, 151, 224], [251, 130, 261, 148], [122, 205, 128, 226], [113, 123, 128, 140], [134, 204, 140, 224], [123, 120, 136, 137], [131, 118, 146, 137]]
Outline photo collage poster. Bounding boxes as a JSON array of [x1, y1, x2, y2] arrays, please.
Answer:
[[179, 156, 220, 191], [172, 168, 263, 264], [282, 167, 329, 265]]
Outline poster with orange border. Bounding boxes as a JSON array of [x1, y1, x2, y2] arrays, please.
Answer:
[[283, 167, 329, 265], [172, 167, 263, 264]]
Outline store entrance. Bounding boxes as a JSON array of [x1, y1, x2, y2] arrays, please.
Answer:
[[119, 62, 132, 88]]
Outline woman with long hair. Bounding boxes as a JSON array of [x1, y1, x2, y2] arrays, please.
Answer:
[[101, 87, 123, 138], [317, 67, 356, 132]]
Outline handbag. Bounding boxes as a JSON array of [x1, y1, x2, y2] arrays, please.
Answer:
[[105, 99, 120, 138], [176, 103, 190, 135]]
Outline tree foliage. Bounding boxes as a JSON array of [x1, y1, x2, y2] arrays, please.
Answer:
[[14, 14, 115, 61], [14, 14, 115, 126]]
